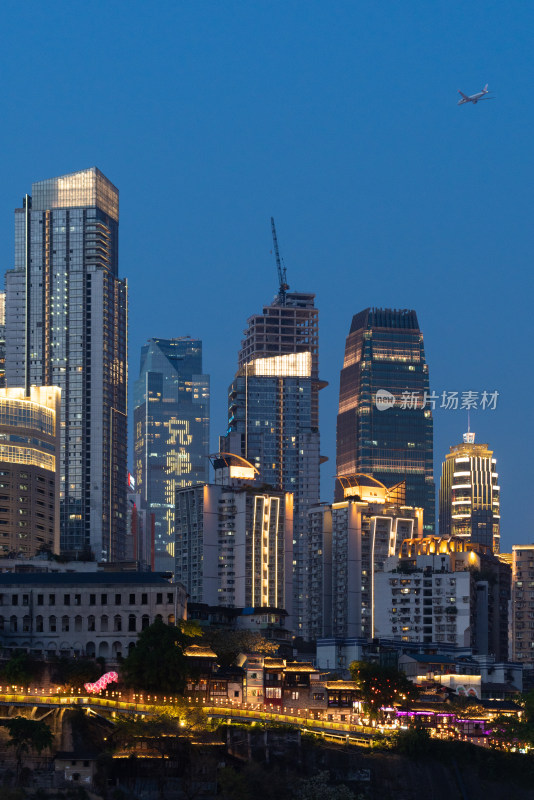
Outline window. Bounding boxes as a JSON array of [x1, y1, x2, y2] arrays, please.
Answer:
[[141, 614, 149, 630], [74, 594, 81, 606], [89, 594, 96, 606], [128, 614, 136, 632], [75, 615, 82, 632], [88, 615, 95, 632], [36, 615, 43, 633], [114, 615, 122, 632], [49, 594, 55, 606], [141, 594, 148, 605], [10, 616, 17, 633], [23, 615, 31, 632], [11, 595, 18, 606], [64, 594, 70, 606], [167, 593, 173, 604], [37, 594, 44, 606], [62, 616, 69, 632], [129, 593, 135, 604], [101, 615, 108, 632], [291, 691, 299, 700], [101, 594, 107, 605], [22, 595, 29, 606], [115, 594, 121, 605], [156, 593, 162, 604], [49, 616, 56, 632]]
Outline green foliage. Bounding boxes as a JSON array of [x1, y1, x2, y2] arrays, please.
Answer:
[[120, 618, 201, 692], [1, 652, 41, 686], [200, 626, 278, 667], [51, 657, 100, 688], [295, 771, 356, 800], [349, 660, 418, 717], [394, 725, 432, 756], [5, 717, 54, 781]]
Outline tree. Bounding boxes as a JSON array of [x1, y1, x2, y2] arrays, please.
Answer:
[[5, 717, 54, 783], [349, 661, 418, 719], [200, 627, 278, 668], [1, 652, 42, 686], [51, 656, 101, 688], [295, 771, 356, 800], [121, 618, 201, 692]]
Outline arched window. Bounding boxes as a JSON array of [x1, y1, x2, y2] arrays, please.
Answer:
[[49, 615, 56, 632], [101, 615, 108, 632], [155, 614, 162, 623], [74, 615, 82, 632], [114, 615, 122, 632], [36, 615, 43, 633], [88, 615, 96, 632], [168, 614, 175, 625], [141, 615, 149, 630], [0, 616, 4, 631], [128, 614, 136, 632], [10, 616, 17, 633], [22, 615, 31, 633], [62, 616, 69, 632]]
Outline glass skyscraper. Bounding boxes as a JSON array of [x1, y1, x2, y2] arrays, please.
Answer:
[[133, 337, 210, 572], [439, 431, 500, 552], [336, 307, 435, 531], [5, 168, 128, 560], [220, 291, 324, 637]]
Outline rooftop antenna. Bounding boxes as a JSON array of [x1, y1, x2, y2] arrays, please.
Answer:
[[270, 217, 289, 305]]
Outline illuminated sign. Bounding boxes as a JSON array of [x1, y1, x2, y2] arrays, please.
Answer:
[[84, 671, 119, 694], [229, 466, 256, 480], [245, 352, 312, 378]]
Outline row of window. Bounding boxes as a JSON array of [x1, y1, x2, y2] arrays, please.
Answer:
[[1, 591, 174, 607], [1, 612, 174, 633]]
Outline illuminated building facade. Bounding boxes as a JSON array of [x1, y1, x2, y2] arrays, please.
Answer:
[[5, 168, 127, 561], [374, 535, 509, 658], [336, 308, 435, 532], [0, 292, 6, 388], [439, 432, 500, 553], [511, 545, 534, 667], [220, 291, 324, 637], [0, 386, 60, 556], [175, 455, 293, 619], [133, 337, 209, 572], [307, 475, 423, 639]]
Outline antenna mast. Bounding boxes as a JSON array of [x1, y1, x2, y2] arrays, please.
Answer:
[[270, 217, 289, 305]]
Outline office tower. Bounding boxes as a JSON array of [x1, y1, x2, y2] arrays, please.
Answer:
[[220, 291, 324, 638], [5, 168, 127, 561], [175, 454, 293, 617], [133, 337, 209, 572], [307, 476, 423, 639], [336, 308, 435, 532], [0, 386, 60, 556], [0, 292, 5, 388], [126, 473, 154, 568], [375, 537, 510, 658], [511, 545, 534, 666], [439, 431, 500, 553]]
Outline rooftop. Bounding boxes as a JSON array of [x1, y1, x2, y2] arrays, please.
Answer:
[[0, 572, 174, 587]]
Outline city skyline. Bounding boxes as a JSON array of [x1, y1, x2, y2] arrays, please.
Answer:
[[0, 3, 528, 553]]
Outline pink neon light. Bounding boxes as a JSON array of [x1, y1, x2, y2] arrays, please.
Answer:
[[84, 671, 118, 694]]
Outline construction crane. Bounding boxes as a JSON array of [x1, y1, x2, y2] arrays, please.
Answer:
[[271, 217, 289, 306]]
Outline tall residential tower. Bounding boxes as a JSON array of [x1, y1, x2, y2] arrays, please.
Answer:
[[5, 168, 128, 560], [134, 337, 209, 572], [336, 308, 435, 532], [220, 290, 325, 637]]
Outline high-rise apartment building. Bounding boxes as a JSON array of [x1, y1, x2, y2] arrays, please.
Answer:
[[307, 476, 423, 639], [220, 291, 324, 637], [133, 337, 209, 572], [5, 168, 128, 560], [175, 454, 293, 617], [0, 292, 6, 388], [0, 386, 61, 557], [511, 545, 534, 667], [336, 308, 435, 532], [439, 431, 500, 553]]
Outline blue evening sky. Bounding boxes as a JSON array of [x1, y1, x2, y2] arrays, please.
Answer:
[[0, 2, 531, 552]]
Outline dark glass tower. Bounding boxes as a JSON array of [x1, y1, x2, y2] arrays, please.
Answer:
[[336, 308, 435, 531], [133, 337, 210, 572], [5, 168, 128, 560], [220, 291, 325, 637]]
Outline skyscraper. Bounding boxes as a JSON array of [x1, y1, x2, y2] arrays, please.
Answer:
[[220, 291, 324, 637], [336, 308, 435, 532], [5, 168, 128, 561], [133, 337, 209, 571], [0, 292, 6, 388], [439, 431, 500, 553]]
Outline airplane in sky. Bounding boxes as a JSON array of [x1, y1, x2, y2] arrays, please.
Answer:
[[458, 84, 492, 105]]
